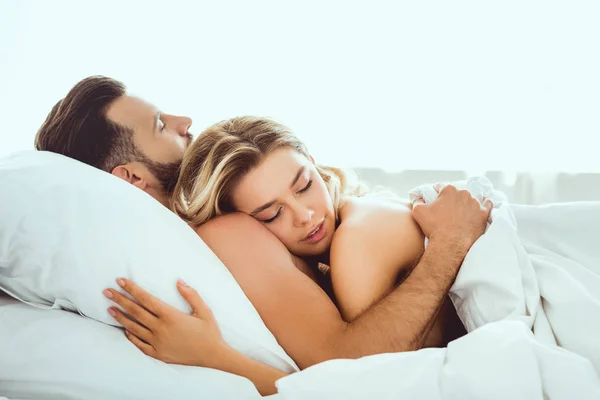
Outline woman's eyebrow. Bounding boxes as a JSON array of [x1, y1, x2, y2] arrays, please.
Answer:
[[290, 166, 305, 188], [250, 166, 306, 215], [251, 200, 276, 216]]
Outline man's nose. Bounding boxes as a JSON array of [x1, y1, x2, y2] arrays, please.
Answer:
[[175, 116, 192, 136], [164, 114, 192, 136]]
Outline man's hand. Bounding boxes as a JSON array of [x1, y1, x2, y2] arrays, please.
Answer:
[[103, 278, 228, 369], [412, 184, 493, 254]]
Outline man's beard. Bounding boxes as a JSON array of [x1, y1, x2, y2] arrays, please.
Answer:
[[141, 158, 182, 197], [136, 133, 192, 198]]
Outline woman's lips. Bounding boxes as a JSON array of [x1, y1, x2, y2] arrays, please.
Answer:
[[303, 220, 326, 243]]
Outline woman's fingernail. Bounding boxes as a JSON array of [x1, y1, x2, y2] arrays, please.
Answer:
[[103, 289, 113, 299], [125, 330, 130, 336], [177, 279, 188, 287], [116, 278, 125, 288], [108, 308, 116, 317]]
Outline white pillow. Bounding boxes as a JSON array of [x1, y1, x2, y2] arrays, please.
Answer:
[[0, 296, 262, 399], [0, 150, 297, 373]]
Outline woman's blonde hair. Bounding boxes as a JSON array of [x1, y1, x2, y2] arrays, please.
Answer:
[[171, 116, 367, 226]]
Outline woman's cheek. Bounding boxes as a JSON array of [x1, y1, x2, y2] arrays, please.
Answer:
[[320, 185, 334, 213], [272, 224, 292, 246]]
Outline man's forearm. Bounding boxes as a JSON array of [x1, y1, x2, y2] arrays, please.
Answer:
[[336, 238, 467, 358]]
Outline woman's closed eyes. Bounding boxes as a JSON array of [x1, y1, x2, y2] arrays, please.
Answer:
[[262, 180, 314, 224], [298, 179, 313, 194]]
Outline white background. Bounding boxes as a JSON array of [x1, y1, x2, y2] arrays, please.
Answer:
[[1, 0, 599, 173]]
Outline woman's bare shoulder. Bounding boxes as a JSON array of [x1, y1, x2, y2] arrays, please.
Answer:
[[333, 195, 425, 268], [339, 195, 413, 225]]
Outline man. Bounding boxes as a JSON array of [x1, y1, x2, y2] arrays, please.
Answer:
[[35, 75, 491, 371]]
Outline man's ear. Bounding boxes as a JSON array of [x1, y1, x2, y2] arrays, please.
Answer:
[[111, 164, 147, 190]]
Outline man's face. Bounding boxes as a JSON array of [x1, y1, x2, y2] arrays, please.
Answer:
[[105, 96, 193, 198], [106, 95, 192, 164]]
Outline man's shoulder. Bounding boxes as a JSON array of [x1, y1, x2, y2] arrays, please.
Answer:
[[194, 213, 267, 236]]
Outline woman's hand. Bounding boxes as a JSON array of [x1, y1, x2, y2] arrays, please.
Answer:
[[103, 278, 227, 368], [103, 278, 289, 396]]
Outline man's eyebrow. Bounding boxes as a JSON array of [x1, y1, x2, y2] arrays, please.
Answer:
[[250, 166, 306, 216]]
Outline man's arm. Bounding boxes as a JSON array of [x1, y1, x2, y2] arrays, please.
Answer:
[[104, 227, 462, 395], [198, 186, 492, 369], [105, 185, 490, 395], [342, 238, 467, 353], [104, 229, 463, 395], [197, 216, 472, 369]]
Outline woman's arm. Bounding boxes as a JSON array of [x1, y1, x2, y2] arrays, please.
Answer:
[[105, 189, 490, 372], [212, 345, 288, 395], [104, 278, 288, 396]]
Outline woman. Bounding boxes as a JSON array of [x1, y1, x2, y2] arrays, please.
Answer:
[[104, 116, 468, 395]]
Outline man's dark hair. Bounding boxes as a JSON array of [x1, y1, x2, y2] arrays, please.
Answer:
[[34, 76, 139, 172], [35, 76, 181, 194]]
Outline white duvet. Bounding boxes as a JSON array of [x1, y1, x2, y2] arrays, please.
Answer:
[[275, 178, 600, 400]]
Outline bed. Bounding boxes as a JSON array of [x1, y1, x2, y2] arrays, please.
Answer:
[[2, 150, 600, 399]]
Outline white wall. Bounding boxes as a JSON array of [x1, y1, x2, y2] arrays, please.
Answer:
[[1, 1, 599, 200], [354, 168, 600, 205]]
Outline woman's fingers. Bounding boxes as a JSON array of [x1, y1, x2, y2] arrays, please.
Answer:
[[125, 330, 159, 359], [176, 279, 215, 320], [108, 306, 154, 343], [115, 278, 164, 316], [104, 288, 158, 329]]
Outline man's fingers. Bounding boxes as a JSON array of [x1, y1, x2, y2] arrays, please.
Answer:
[[108, 307, 154, 342], [483, 198, 494, 210], [177, 279, 214, 320], [116, 278, 164, 316], [411, 199, 426, 215], [482, 198, 494, 215], [104, 287, 158, 328], [433, 182, 447, 193]]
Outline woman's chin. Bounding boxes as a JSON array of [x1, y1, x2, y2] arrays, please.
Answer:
[[296, 242, 331, 261]]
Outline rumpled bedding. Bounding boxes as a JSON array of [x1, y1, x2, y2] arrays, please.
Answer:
[[275, 177, 600, 399]]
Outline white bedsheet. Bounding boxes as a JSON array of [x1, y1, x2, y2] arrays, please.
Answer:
[[276, 320, 600, 399], [275, 179, 600, 399], [446, 180, 600, 373]]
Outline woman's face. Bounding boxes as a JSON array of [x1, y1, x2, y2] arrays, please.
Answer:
[[231, 147, 336, 257]]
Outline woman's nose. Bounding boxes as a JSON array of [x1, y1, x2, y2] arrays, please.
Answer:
[[294, 207, 314, 227]]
